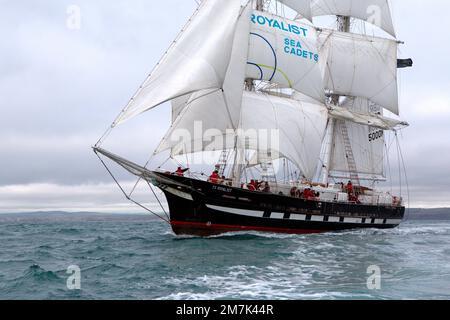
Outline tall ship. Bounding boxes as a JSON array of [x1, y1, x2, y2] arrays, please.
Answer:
[[94, 0, 413, 236]]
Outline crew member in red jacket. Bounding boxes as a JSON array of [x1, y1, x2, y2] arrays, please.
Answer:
[[209, 170, 220, 184], [247, 180, 257, 191], [346, 181, 354, 195], [175, 166, 189, 177]]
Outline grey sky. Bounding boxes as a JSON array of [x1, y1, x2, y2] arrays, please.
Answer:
[[1, 0, 449, 212]]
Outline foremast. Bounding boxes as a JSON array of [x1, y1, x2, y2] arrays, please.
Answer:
[[256, 0, 264, 11], [230, 0, 264, 186]]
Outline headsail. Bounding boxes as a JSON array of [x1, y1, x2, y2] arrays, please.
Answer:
[[116, 0, 245, 124], [311, 0, 396, 37], [156, 1, 253, 155]]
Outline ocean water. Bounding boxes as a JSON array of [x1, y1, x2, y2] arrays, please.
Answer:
[[0, 213, 449, 300]]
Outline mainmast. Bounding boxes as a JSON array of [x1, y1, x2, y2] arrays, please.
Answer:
[[321, 15, 351, 185]]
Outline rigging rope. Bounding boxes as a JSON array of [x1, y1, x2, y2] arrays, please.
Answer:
[[146, 180, 170, 221], [95, 1, 205, 149], [94, 150, 171, 225], [395, 132, 411, 222]]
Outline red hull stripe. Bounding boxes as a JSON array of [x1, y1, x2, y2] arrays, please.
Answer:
[[171, 220, 327, 234]]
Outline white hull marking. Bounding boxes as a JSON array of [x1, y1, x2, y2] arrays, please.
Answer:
[[291, 214, 307, 221], [311, 215, 325, 222], [165, 187, 193, 201], [204, 204, 398, 225], [345, 217, 363, 224], [386, 219, 402, 225], [271, 212, 285, 219], [206, 205, 264, 218]]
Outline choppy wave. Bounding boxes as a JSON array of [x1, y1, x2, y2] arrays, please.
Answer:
[[23, 264, 61, 281], [0, 217, 449, 299]]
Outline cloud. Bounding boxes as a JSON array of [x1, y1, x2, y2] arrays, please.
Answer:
[[0, 0, 193, 187]]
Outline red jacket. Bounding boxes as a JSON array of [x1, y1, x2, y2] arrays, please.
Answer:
[[209, 172, 220, 184], [346, 183, 354, 194]]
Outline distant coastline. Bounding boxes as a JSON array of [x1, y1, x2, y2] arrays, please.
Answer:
[[406, 208, 450, 220]]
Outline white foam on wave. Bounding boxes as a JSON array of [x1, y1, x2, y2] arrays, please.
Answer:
[[156, 222, 450, 300], [155, 261, 375, 300], [307, 222, 450, 238], [207, 230, 304, 240]]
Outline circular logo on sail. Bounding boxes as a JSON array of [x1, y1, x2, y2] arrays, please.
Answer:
[[247, 32, 278, 82]]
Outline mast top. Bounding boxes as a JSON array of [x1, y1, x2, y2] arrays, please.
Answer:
[[256, 0, 264, 11], [337, 15, 351, 33]]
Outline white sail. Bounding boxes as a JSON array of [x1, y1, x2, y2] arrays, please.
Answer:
[[223, 2, 254, 130], [277, 0, 312, 21], [329, 98, 386, 181], [171, 94, 192, 123], [311, 0, 396, 37], [318, 29, 399, 115], [156, 2, 253, 155], [157, 89, 237, 157], [247, 10, 324, 103], [157, 91, 328, 181], [240, 92, 329, 180], [116, 0, 245, 124]]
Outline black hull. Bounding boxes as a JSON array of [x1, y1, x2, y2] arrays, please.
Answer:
[[151, 172, 405, 237]]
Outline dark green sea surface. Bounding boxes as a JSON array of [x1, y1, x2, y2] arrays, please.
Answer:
[[0, 213, 449, 300]]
